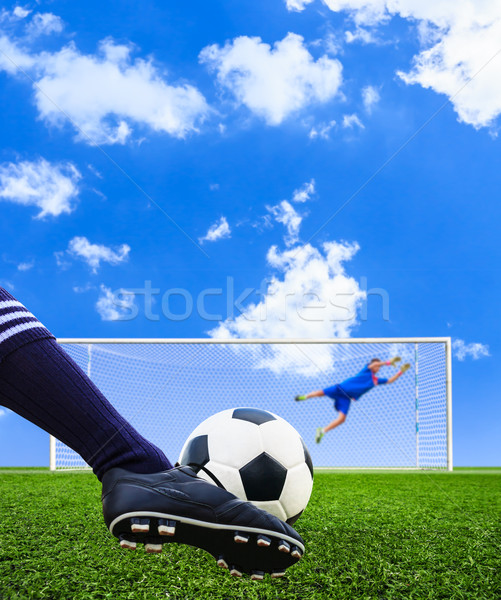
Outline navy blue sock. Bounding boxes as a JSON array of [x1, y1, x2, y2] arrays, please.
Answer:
[[0, 288, 173, 480]]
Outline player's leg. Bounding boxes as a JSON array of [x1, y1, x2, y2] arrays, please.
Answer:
[[295, 389, 324, 401], [0, 288, 172, 479], [0, 287, 304, 578]]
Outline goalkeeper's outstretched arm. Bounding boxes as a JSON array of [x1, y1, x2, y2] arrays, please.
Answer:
[[369, 356, 401, 371], [387, 362, 410, 384]]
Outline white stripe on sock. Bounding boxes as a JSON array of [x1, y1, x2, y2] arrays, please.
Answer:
[[0, 310, 33, 325], [0, 321, 48, 344], [0, 300, 24, 310]]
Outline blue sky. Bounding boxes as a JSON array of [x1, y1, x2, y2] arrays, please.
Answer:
[[0, 0, 499, 467]]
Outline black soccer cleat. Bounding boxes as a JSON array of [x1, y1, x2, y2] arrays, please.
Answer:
[[101, 465, 305, 579]]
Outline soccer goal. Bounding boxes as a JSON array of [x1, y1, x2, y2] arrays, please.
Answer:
[[50, 338, 453, 471]]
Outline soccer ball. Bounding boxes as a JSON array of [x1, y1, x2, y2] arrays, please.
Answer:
[[178, 407, 313, 524]]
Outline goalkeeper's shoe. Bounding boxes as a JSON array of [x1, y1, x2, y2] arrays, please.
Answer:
[[389, 356, 401, 366], [400, 362, 411, 374], [315, 427, 324, 444], [295, 395, 307, 402], [102, 465, 304, 580]]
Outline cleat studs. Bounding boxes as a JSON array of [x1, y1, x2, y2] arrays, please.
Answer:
[[144, 543, 162, 554], [234, 532, 250, 544], [271, 570, 286, 579], [158, 519, 176, 536], [278, 540, 291, 554], [119, 536, 136, 550], [230, 566, 243, 578], [256, 535, 271, 548], [251, 570, 265, 581], [216, 556, 229, 569], [291, 546, 303, 559], [131, 518, 150, 533]]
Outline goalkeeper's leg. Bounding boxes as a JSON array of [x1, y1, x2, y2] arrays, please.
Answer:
[[315, 395, 350, 443], [316, 413, 347, 443], [295, 389, 325, 401], [324, 412, 347, 433]]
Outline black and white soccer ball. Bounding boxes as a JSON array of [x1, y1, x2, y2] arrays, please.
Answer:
[[178, 407, 313, 524]]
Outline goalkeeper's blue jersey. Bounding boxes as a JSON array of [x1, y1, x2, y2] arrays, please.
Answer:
[[338, 364, 388, 400]]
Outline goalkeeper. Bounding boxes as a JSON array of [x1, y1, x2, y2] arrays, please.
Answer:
[[295, 357, 410, 443]]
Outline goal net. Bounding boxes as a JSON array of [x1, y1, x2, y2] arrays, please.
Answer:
[[51, 338, 452, 471]]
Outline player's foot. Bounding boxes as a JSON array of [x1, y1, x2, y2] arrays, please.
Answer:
[[295, 395, 307, 401], [102, 465, 305, 579], [315, 427, 324, 444]]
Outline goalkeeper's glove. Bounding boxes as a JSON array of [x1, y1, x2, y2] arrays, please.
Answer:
[[400, 363, 411, 374], [388, 356, 401, 366]]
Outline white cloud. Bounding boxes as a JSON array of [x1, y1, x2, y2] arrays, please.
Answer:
[[251, 213, 274, 232], [67, 236, 130, 273], [362, 85, 380, 112], [73, 283, 96, 294], [36, 39, 209, 144], [309, 119, 337, 139], [311, 31, 344, 56], [0, 34, 209, 144], [0, 34, 36, 73], [263, 181, 314, 244], [199, 216, 231, 244], [285, 0, 389, 24], [209, 241, 364, 374], [342, 113, 365, 128], [90, 188, 107, 202], [345, 26, 380, 44], [87, 164, 103, 179], [268, 200, 303, 246], [286, 0, 316, 11], [0, 280, 14, 291], [288, 1, 501, 130], [452, 339, 490, 361], [54, 250, 70, 270], [27, 13, 63, 36], [17, 261, 34, 271], [292, 179, 316, 203], [96, 284, 136, 321], [0, 158, 81, 218], [0, 407, 10, 418], [12, 7, 31, 19], [200, 32, 343, 125], [324, 1, 389, 26], [397, 8, 501, 129], [325, 32, 344, 55]]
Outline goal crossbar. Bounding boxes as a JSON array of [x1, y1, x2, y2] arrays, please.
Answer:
[[57, 337, 451, 344]]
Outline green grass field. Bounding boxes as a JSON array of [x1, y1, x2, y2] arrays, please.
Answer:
[[0, 468, 499, 599]]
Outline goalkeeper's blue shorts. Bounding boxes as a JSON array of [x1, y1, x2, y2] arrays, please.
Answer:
[[323, 385, 352, 415]]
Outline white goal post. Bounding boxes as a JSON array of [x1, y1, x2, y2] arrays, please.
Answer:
[[50, 338, 453, 471]]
